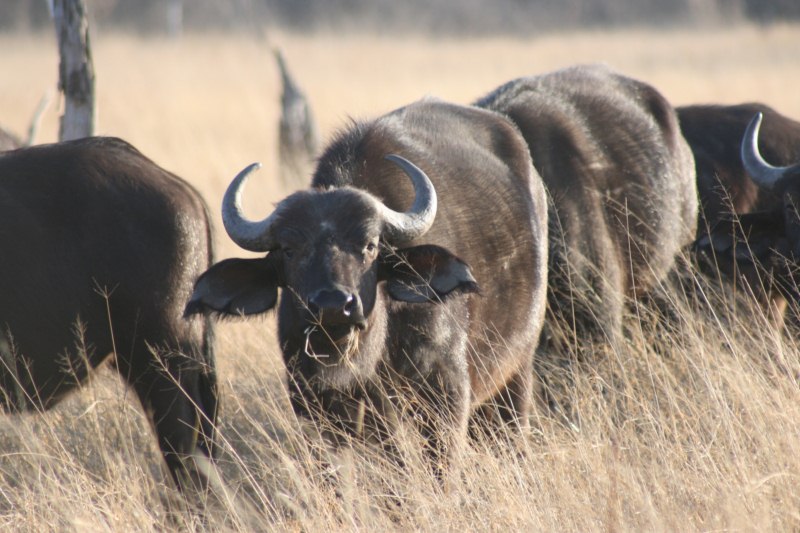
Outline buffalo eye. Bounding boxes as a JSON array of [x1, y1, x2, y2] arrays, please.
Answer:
[[283, 247, 294, 259], [363, 241, 379, 260]]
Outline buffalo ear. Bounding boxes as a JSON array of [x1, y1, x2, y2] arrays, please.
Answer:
[[696, 211, 786, 262], [184, 255, 282, 317], [380, 244, 480, 303]]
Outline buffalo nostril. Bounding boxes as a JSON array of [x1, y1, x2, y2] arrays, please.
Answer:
[[309, 289, 353, 314], [343, 294, 356, 316]]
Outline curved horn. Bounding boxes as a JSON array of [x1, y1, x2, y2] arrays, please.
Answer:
[[378, 154, 438, 243], [221, 162, 279, 252], [741, 112, 794, 190]]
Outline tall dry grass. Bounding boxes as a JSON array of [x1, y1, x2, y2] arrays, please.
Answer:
[[1, 23, 800, 531]]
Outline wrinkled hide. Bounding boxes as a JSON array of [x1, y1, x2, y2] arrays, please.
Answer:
[[476, 65, 698, 420]]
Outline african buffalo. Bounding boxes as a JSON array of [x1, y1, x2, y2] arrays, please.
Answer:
[[186, 99, 548, 475], [678, 103, 800, 236], [475, 65, 697, 414], [0, 137, 218, 489], [681, 105, 800, 325], [697, 112, 800, 325]]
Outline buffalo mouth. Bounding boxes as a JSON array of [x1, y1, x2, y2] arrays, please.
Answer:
[[316, 322, 362, 342], [303, 322, 366, 358]]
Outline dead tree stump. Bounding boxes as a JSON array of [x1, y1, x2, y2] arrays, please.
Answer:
[[275, 48, 320, 189], [0, 126, 22, 151], [53, 0, 96, 141]]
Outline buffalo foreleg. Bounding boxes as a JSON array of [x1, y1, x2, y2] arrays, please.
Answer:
[[118, 347, 218, 491], [389, 359, 470, 486], [470, 359, 534, 438]]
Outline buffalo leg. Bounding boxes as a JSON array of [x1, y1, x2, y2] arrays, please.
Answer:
[[117, 346, 218, 490], [469, 356, 534, 441], [0, 329, 25, 411], [487, 367, 534, 432], [396, 362, 469, 485]]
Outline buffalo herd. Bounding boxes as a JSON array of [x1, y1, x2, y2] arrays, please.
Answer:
[[2, 63, 799, 488]]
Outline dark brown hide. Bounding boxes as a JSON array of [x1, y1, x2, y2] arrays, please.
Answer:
[[188, 100, 548, 474], [678, 103, 800, 234], [682, 104, 800, 325], [476, 65, 697, 351], [0, 137, 217, 489]]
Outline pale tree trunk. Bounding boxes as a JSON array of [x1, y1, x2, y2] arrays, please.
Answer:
[[275, 48, 320, 189], [165, 0, 184, 39], [53, 0, 96, 141]]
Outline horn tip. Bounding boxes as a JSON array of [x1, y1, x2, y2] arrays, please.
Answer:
[[745, 112, 764, 139], [230, 162, 263, 188]]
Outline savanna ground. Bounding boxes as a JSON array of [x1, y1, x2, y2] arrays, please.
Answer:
[[1, 22, 800, 531]]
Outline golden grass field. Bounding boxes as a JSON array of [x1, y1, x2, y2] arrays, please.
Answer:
[[1, 22, 800, 531]]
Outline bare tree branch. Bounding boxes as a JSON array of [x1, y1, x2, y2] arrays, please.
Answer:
[[275, 48, 320, 189]]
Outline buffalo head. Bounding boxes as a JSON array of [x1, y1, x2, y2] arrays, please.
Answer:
[[696, 112, 800, 311], [186, 154, 478, 359]]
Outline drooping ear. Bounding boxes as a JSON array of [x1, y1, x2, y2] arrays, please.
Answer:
[[184, 255, 282, 317], [379, 244, 480, 303], [695, 211, 786, 262]]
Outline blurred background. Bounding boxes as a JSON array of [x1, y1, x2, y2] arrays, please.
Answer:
[[2, 0, 800, 37], [2, 0, 799, 259]]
